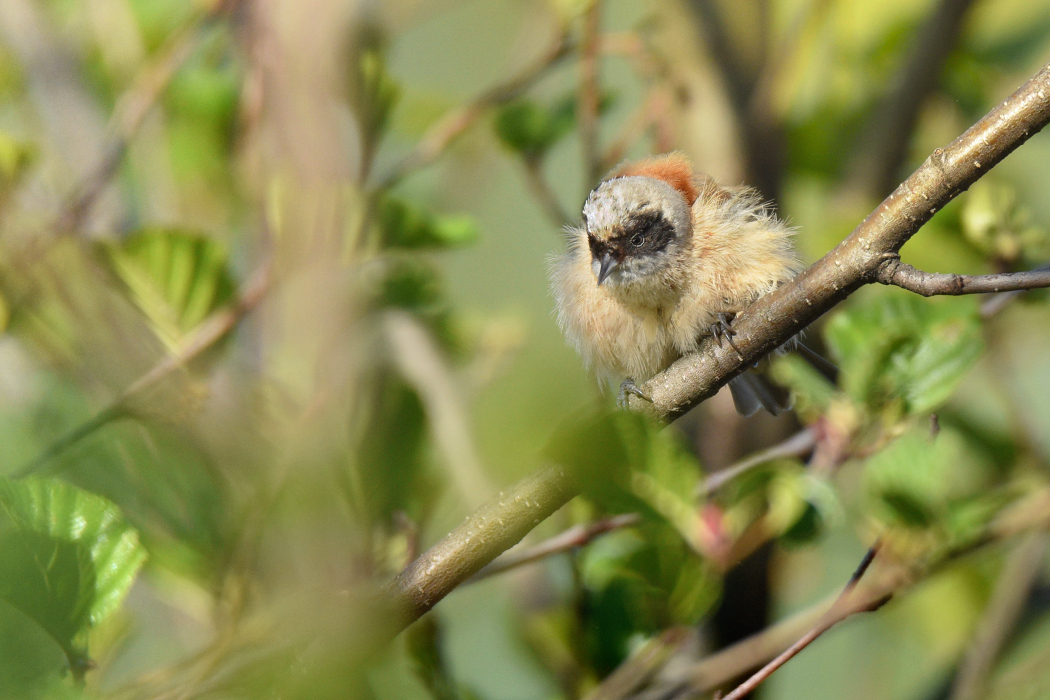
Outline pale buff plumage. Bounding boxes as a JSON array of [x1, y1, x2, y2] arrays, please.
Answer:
[[550, 153, 801, 394]]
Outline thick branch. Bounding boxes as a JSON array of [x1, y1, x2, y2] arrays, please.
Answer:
[[387, 465, 578, 621], [637, 60, 1050, 421], [877, 257, 1050, 296]]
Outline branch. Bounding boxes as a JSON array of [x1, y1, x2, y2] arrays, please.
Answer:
[[635, 60, 1050, 421], [949, 532, 1049, 700], [57, 1, 241, 236], [384, 59, 1050, 636], [698, 428, 815, 496], [878, 257, 1050, 296], [522, 156, 573, 228], [14, 263, 272, 478], [850, 0, 980, 197], [387, 464, 579, 621], [376, 34, 571, 189], [470, 513, 640, 582], [720, 542, 886, 700], [384, 311, 496, 509]]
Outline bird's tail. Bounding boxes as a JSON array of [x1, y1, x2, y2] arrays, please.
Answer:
[[728, 372, 792, 417]]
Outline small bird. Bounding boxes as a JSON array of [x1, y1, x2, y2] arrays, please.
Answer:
[[550, 152, 802, 416]]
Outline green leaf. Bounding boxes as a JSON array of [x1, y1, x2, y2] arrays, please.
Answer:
[[354, 49, 401, 140], [379, 198, 479, 250], [863, 426, 983, 531], [494, 96, 576, 157], [0, 131, 34, 198], [544, 409, 703, 549], [824, 292, 983, 414], [0, 477, 146, 670], [100, 228, 235, 350], [770, 353, 838, 419]]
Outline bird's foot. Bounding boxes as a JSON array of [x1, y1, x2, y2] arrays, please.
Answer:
[[711, 312, 745, 361], [617, 378, 652, 410]]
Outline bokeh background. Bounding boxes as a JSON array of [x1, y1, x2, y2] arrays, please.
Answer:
[[0, 0, 1049, 698]]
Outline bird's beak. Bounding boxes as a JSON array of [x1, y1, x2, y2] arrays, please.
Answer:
[[597, 253, 618, 286]]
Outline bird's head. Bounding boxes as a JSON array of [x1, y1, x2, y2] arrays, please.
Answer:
[[581, 175, 693, 287]]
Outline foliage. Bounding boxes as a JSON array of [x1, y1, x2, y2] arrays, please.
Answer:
[[0, 1, 1047, 699]]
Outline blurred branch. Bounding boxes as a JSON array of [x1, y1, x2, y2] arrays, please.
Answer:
[[849, 0, 980, 197], [14, 263, 272, 478], [579, 1, 603, 184], [57, 1, 242, 236], [582, 627, 693, 700], [384, 310, 496, 509], [698, 428, 815, 496], [720, 542, 886, 700], [949, 532, 1049, 700], [385, 59, 1050, 636], [376, 33, 571, 189], [522, 156, 573, 228], [470, 513, 640, 582], [877, 258, 1050, 296]]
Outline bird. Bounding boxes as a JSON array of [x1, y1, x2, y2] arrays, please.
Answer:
[[549, 152, 804, 416]]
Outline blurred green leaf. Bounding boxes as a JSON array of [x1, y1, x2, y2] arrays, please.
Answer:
[[824, 292, 983, 414], [578, 523, 718, 672], [544, 409, 703, 548], [0, 477, 146, 672], [0, 131, 34, 200], [100, 228, 235, 350], [770, 353, 838, 419], [494, 96, 576, 157], [379, 198, 479, 250], [355, 49, 401, 140], [864, 426, 987, 532], [961, 180, 1049, 265]]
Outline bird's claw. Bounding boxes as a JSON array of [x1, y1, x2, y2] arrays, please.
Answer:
[[617, 378, 652, 410], [711, 312, 745, 361]]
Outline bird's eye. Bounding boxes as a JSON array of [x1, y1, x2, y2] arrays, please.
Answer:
[[630, 234, 645, 248]]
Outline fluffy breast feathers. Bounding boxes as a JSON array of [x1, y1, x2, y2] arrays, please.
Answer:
[[550, 154, 801, 386]]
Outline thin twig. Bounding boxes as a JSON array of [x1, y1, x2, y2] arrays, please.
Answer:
[[719, 542, 885, 700], [949, 532, 1049, 700], [698, 428, 816, 496], [522, 156, 573, 228], [582, 627, 693, 700], [377, 34, 571, 189], [877, 257, 1050, 296], [57, 1, 240, 236], [384, 311, 496, 509], [471, 513, 640, 582], [14, 263, 272, 478], [579, 1, 603, 184]]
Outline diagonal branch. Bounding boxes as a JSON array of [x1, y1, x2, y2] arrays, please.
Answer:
[[376, 33, 571, 189], [470, 513, 641, 582], [14, 263, 271, 478], [850, 0, 980, 197], [877, 257, 1050, 296], [636, 60, 1050, 421], [720, 542, 886, 700], [385, 59, 1050, 635]]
